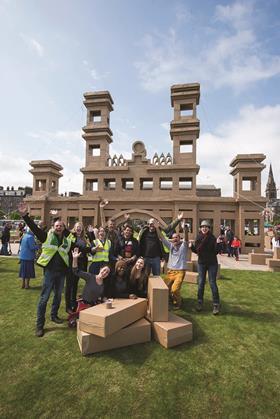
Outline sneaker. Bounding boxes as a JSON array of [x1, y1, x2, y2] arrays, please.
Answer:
[[196, 302, 203, 312], [35, 328, 44, 337], [213, 304, 220, 315], [51, 316, 63, 324]]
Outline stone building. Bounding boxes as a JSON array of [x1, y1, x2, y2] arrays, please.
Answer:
[[25, 83, 267, 253], [0, 186, 32, 215]]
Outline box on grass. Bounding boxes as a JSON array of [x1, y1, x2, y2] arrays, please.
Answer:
[[273, 247, 280, 259], [147, 276, 169, 322], [152, 312, 193, 349], [184, 271, 198, 284], [79, 298, 147, 338], [77, 318, 151, 356]]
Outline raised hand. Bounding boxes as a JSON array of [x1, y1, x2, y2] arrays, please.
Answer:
[[124, 213, 130, 221], [100, 199, 109, 208], [72, 247, 81, 259], [18, 202, 28, 216], [177, 212, 184, 221]]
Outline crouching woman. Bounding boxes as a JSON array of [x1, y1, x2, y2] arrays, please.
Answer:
[[69, 248, 111, 327]]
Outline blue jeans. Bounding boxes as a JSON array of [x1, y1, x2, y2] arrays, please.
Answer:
[[197, 263, 220, 305], [0, 242, 9, 255], [37, 269, 65, 329], [144, 256, 161, 276]]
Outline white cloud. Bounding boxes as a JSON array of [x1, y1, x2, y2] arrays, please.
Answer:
[[28, 129, 82, 143], [197, 104, 280, 197], [20, 33, 44, 57], [135, 1, 280, 92], [82, 60, 110, 81]]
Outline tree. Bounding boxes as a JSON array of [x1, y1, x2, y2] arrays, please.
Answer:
[[9, 211, 21, 220]]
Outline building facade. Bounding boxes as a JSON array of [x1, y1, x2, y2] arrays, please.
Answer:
[[25, 83, 267, 253], [0, 186, 32, 215]]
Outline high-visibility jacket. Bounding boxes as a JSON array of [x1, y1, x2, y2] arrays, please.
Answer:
[[91, 239, 111, 262], [37, 231, 71, 267]]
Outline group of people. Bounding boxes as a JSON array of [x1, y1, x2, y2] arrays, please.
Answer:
[[17, 200, 221, 338], [217, 226, 241, 261]]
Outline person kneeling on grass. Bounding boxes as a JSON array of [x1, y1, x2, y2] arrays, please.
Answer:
[[72, 247, 110, 306]]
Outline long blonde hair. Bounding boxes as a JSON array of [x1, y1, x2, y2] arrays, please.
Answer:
[[71, 222, 85, 239]]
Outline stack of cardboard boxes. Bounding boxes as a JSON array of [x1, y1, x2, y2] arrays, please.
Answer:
[[77, 276, 193, 355]]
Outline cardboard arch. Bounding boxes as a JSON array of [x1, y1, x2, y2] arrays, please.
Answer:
[[111, 209, 167, 228]]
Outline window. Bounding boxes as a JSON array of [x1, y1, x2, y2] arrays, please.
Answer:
[[90, 110, 101, 123], [89, 145, 101, 157], [179, 177, 192, 189], [35, 179, 46, 191], [180, 103, 193, 118], [86, 179, 98, 191], [51, 181, 56, 191], [160, 178, 173, 190], [140, 178, 153, 190], [122, 178, 134, 190], [104, 178, 116, 190], [242, 177, 257, 191], [244, 219, 260, 236], [220, 219, 235, 232], [179, 140, 192, 153]]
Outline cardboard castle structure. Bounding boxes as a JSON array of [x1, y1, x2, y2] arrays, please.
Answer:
[[77, 277, 193, 356], [24, 83, 267, 254]]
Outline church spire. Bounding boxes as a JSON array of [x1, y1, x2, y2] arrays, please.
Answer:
[[265, 164, 277, 201]]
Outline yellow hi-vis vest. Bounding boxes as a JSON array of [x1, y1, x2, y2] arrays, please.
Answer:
[[37, 231, 71, 267], [91, 239, 111, 263], [161, 230, 170, 254]]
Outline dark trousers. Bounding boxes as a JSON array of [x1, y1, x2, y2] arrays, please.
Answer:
[[37, 269, 65, 329], [197, 263, 220, 305], [65, 271, 80, 311]]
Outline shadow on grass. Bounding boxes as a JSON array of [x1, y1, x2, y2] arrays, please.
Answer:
[[220, 302, 280, 322]]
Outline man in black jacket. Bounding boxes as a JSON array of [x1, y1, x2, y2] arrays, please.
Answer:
[[190, 220, 220, 315]]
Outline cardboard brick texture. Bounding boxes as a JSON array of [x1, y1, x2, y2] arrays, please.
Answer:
[[77, 318, 151, 355], [79, 298, 147, 337], [184, 271, 198, 284], [152, 312, 193, 349], [147, 276, 169, 321]]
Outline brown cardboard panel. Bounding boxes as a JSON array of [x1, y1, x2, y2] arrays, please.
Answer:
[[274, 248, 280, 259], [153, 312, 193, 349], [147, 276, 169, 322], [79, 298, 147, 337], [77, 318, 151, 355], [249, 253, 272, 265], [267, 259, 280, 268], [184, 271, 198, 284]]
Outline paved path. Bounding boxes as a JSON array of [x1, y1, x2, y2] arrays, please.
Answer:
[[217, 254, 269, 271]]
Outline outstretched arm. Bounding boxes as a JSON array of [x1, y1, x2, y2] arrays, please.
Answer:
[[99, 199, 108, 228], [164, 212, 184, 235], [18, 202, 47, 243]]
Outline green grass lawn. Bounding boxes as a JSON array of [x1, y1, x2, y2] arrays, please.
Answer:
[[0, 258, 280, 419]]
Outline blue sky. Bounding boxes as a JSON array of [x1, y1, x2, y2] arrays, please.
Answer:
[[0, 0, 279, 196]]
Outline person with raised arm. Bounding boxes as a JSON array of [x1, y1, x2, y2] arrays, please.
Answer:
[[18, 202, 72, 337], [156, 219, 189, 309], [190, 220, 220, 315], [138, 213, 184, 276]]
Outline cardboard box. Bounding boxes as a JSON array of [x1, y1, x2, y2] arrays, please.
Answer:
[[274, 248, 280, 259], [267, 258, 280, 269], [152, 312, 193, 349], [249, 253, 272, 265], [147, 276, 169, 322], [77, 318, 151, 355], [186, 261, 193, 271], [184, 271, 198, 284], [79, 298, 147, 337]]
